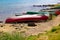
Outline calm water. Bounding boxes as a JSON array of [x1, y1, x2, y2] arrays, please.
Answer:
[[0, 5, 48, 21]]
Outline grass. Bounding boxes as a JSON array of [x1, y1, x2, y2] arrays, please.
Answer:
[[0, 32, 26, 40], [0, 24, 60, 40], [25, 25, 60, 40], [0, 31, 46, 40], [47, 25, 60, 40], [26, 35, 37, 40]]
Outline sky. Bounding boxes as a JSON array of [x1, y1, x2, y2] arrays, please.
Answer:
[[0, 0, 60, 21]]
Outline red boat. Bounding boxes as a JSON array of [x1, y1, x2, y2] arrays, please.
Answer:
[[55, 10, 60, 15], [5, 14, 48, 23]]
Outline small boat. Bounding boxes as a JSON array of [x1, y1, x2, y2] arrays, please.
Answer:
[[55, 10, 60, 15], [5, 14, 48, 23]]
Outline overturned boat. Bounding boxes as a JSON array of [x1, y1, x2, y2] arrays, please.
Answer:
[[5, 14, 48, 23]]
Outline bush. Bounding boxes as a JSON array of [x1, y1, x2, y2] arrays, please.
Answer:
[[51, 27, 57, 32]]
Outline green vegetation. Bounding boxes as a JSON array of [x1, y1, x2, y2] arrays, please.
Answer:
[[0, 31, 47, 40], [25, 25, 60, 40], [0, 32, 26, 40], [26, 35, 37, 40], [48, 25, 60, 40], [0, 25, 60, 40]]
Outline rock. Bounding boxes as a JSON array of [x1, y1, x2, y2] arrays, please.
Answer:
[[28, 22, 36, 26]]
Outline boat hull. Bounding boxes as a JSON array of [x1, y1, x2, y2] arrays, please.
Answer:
[[5, 15, 48, 23]]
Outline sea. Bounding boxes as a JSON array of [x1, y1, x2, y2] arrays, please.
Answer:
[[0, 5, 49, 21]]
